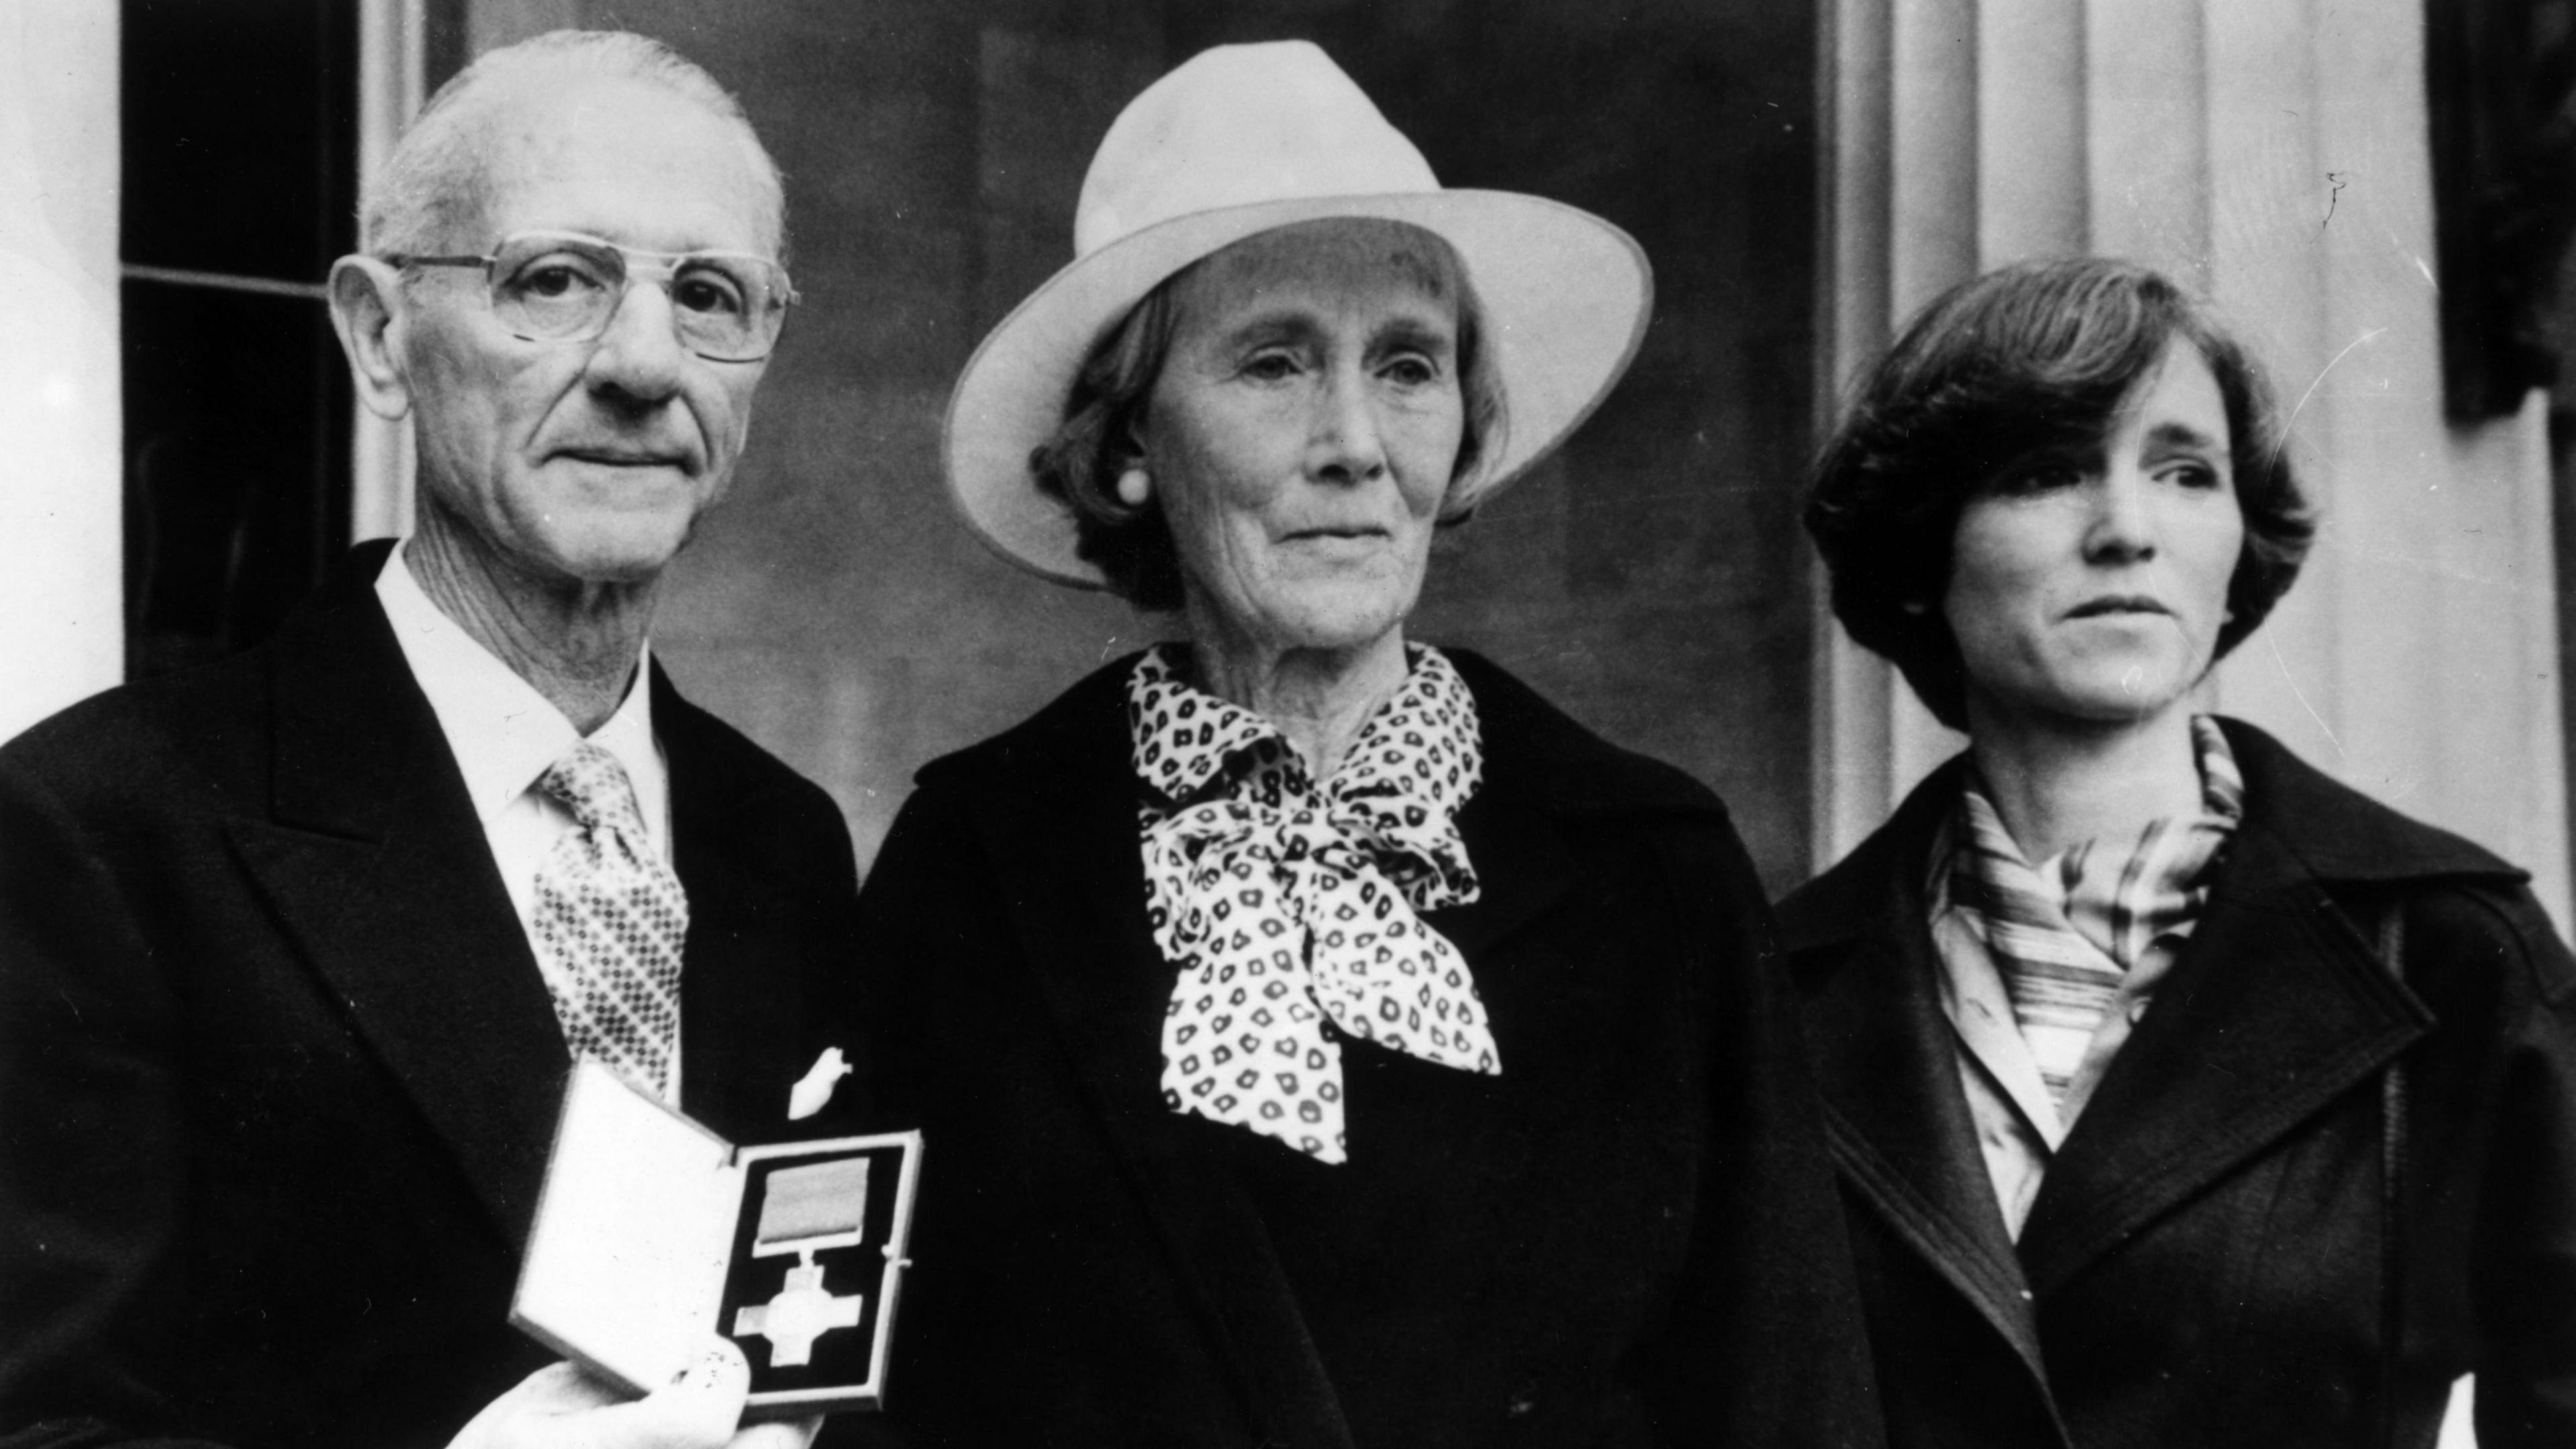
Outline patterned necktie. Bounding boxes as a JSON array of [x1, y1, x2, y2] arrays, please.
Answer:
[[1953, 716, 2243, 1112], [531, 741, 688, 1102], [1131, 645, 1496, 1165]]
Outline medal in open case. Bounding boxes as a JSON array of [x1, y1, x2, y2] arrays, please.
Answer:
[[511, 1059, 923, 1417]]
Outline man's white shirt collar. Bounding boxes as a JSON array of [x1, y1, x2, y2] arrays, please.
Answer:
[[374, 539, 669, 852]]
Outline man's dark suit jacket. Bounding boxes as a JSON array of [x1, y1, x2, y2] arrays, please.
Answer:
[[1780, 718, 2576, 1448], [0, 541, 863, 1449], [853, 650, 1882, 1449]]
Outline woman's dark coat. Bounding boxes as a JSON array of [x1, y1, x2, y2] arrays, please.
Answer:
[[849, 650, 1881, 1448], [1779, 716, 2576, 1449]]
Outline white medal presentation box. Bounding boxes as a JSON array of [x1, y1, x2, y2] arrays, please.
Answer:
[[511, 1059, 924, 1417]]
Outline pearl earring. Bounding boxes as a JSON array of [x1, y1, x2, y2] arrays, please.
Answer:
[[1116, 466, 1150, 506]]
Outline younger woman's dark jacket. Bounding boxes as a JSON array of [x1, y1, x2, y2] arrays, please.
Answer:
[[849, 650, 1881, 1449], [1779, 716, 2576, 1449]]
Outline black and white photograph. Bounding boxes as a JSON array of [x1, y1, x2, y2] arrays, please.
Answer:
[[1, 1, 2571, 1446]]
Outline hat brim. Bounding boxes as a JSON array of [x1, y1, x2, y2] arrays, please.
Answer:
[[943, 189, 1653, 589]]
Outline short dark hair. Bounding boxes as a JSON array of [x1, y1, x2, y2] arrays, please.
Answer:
[[1030, 219, 1507, 611], [1804, 256, 2315, 729]]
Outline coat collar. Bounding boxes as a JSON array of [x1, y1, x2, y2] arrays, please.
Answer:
[[2012, 718, 2506, 1292], [2196, 717, 2523, 888], [928, 645, 1690, 1448], [225, 541, 819, 1242], [1783, 718, 2516, 1332], [1785, 718, 2524, 960]]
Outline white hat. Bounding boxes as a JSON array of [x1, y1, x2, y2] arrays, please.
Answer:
[[943, 40, 1654, 588]]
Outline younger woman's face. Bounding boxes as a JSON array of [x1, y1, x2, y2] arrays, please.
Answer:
[[1944, 339, 2246, 734]]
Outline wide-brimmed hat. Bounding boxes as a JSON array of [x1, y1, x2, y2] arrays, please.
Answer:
[[943, 39, 1654, 588]]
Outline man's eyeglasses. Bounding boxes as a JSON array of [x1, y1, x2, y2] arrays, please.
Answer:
[[388, 231, 798, 363]]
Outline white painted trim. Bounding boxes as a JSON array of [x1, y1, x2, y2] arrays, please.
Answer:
[[351, 0, 425, 544]]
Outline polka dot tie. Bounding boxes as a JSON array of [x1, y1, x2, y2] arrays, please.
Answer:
[[1129, 645, 1495, 1165], [531, 741, 688, 1103]]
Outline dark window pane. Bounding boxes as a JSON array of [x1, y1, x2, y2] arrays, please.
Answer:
[[121, 283, 350, 678], [123, 0, 356, 282], [121, 0, 358, 677]]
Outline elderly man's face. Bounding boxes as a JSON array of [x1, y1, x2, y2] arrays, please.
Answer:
[[400, 76, 777, 586]]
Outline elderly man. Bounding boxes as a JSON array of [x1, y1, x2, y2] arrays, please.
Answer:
[[0, 32, 851, 1449]]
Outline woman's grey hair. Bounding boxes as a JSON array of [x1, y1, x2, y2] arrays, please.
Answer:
[[1032, 219, 1509, 612], [362, 30, 786, 262]]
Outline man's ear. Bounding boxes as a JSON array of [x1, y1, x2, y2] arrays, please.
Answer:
[[327, 256, 413, 423]]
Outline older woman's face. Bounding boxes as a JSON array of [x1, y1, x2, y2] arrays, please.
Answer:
[[1140, 220, 1464, 657], [1944, 339, 2244, 732]]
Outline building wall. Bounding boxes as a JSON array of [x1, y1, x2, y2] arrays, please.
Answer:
[[466, 0, 1825, 887]]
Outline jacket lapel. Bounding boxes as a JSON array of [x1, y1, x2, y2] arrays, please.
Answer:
[[658, 672, 824, 1144], [2013, 732, 2434, 1296], [1786, 769, 2053, 1389], [225, 542, 570, 1245]]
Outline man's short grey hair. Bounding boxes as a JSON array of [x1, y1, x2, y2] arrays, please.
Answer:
[[362, 30, 787, 261]]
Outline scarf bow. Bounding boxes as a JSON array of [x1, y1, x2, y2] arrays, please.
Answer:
[[1132, 645, 1496, 1164]]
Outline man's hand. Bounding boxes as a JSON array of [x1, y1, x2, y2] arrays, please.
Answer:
[[447, 1337, 821, 1449]]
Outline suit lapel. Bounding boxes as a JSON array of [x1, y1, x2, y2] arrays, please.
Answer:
[[2014, 810, 2429, 1295], [1787, 777, 2051, 1389], [225, 544, 570, 1245], [658, 675, 821, 1144]]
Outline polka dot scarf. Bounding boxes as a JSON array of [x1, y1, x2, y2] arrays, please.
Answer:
[[1128, 643, 1496, 1164]]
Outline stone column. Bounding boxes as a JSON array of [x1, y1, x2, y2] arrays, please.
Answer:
[[352, 0, 430, 543]]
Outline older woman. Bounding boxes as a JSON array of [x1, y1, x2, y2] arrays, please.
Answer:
[[851, 40, 1878, 1449], [1792, 256, 2576, 1447]]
